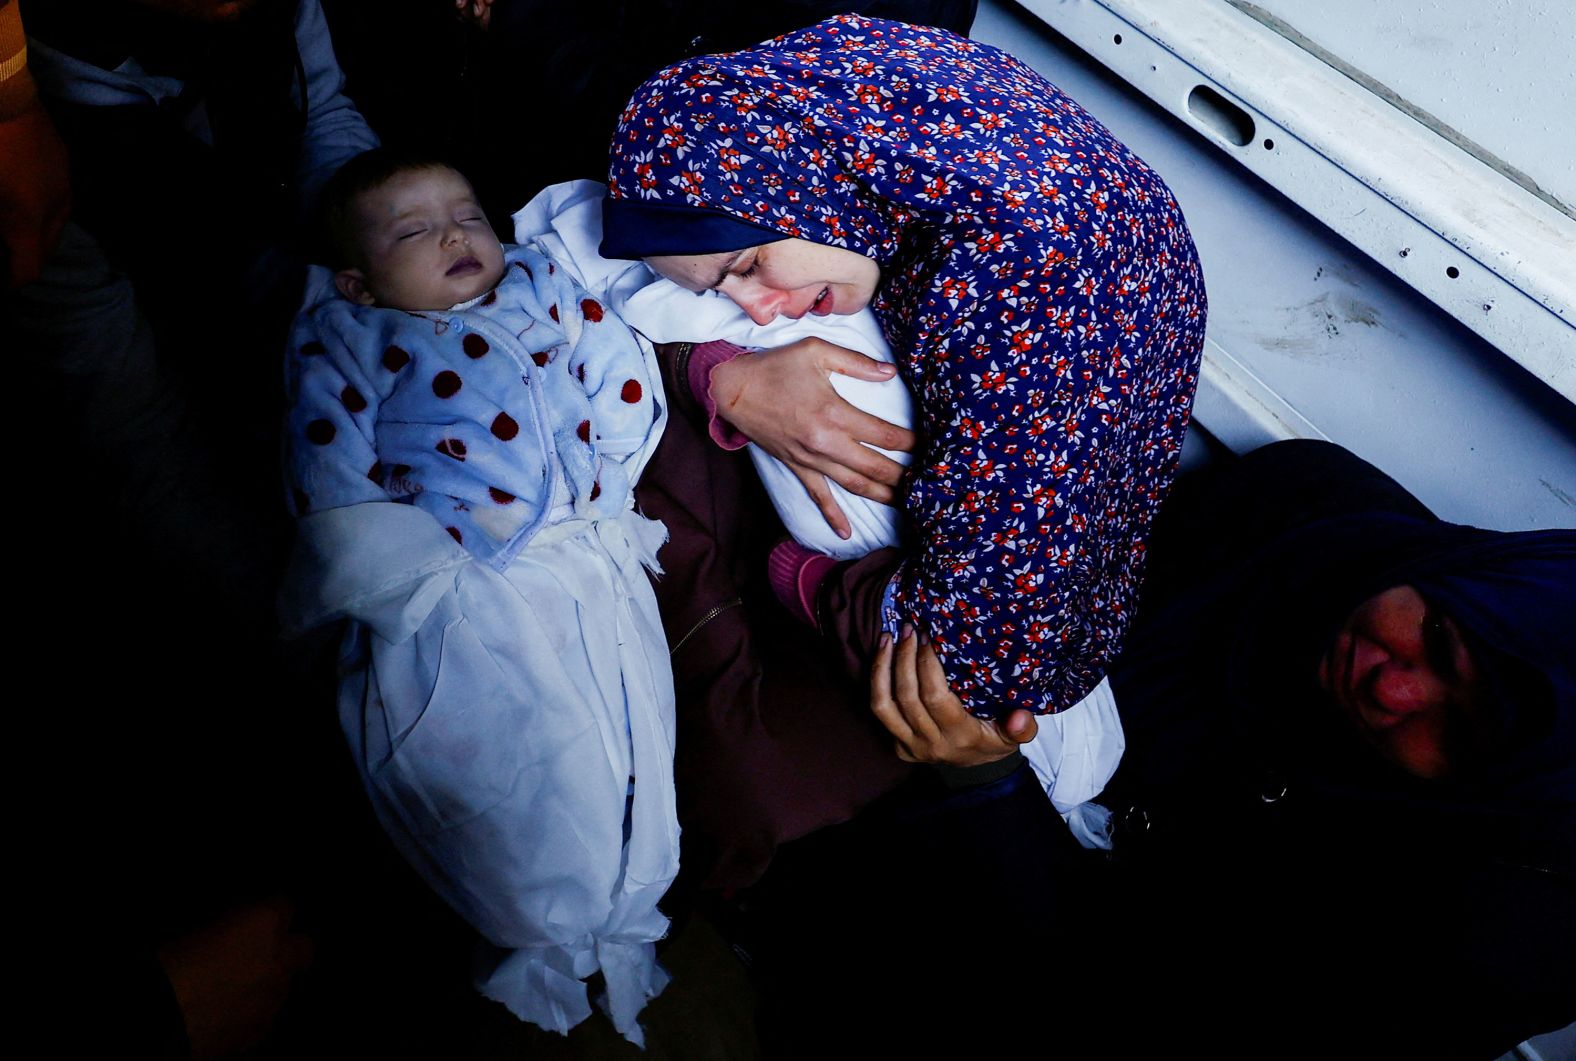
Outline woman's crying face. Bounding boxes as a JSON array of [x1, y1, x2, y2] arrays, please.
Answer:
[[646, 239, 881, 327]]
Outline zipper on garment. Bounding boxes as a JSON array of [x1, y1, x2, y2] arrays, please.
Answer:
[[669, 597, 743, 657]]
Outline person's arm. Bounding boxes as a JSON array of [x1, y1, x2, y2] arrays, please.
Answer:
[[290, 0, 378, 211], [0, 0, 70, 287]]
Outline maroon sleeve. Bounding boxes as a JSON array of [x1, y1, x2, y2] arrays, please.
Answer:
[[637, 344, 914, 890], [683, 339, 753, 450]]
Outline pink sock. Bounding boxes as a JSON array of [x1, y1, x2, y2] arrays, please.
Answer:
[[768, 540, 838, 630]]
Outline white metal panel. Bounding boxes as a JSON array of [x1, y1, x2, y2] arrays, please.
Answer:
[[1000, 0, 1575, 402], [973, 0, 1576, 530], [1243, 0, 1576, 212]]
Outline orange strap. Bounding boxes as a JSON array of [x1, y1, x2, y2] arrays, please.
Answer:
[[0, 1, 37, 120]]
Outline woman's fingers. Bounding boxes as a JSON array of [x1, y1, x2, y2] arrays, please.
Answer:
[[849, 410, 918, 462], [892, 627, 943, 747], [825, 409, 913, 485], [793, 466, 852, 540], [870, 632, 917, 756], [1000, 709, 1039, 746], [810, 452, 898, 503], [914, 641, 963, 714], [820, 344, 918, 456], [873, 632, 1034, 767], [455, 0, 492, 28], [822, 343, 900, 382]]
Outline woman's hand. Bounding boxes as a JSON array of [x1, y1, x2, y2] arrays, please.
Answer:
[[710, 337, 916, 539], [871, 626, 1039, 767], [454, 0, 493, 29]]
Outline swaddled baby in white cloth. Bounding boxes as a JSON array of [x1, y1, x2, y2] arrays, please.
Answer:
[[515, 181, 1125, 839]]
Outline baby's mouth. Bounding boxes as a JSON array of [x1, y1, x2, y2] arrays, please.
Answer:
[[811, 286, 832, 315], [447, 256, 483, 277]]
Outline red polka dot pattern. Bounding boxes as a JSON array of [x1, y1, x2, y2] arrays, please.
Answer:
[[621, 379, 643, 404], [432, 371, 463, 398], [292, 245, 657, 571]]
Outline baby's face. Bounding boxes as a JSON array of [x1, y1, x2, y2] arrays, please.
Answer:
[[338, 167, 506, 311]]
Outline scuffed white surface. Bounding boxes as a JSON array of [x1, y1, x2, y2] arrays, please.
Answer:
[[1245, 0, 1575, 211], [978, 0, 1576, 530]]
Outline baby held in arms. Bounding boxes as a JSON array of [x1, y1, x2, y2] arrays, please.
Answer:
[[281, 152, 675, 1044], [516, 180, 1125, 831]]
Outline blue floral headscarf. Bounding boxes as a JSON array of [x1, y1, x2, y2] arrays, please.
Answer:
[[606, 16, 1207, 716]]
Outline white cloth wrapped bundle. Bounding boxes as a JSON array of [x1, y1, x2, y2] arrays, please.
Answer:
[[280, 255, 676, 1044]]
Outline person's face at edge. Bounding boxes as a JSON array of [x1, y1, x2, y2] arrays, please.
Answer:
[[645, 239, 882, 326], [335, 167, 506, 312], [134, 0, 268, 23], [1317, 585, 1483, 779]]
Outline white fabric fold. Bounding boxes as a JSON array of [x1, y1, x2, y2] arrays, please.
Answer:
[[285, 500, 678, 1045], [1018, 676, 1125, 816]]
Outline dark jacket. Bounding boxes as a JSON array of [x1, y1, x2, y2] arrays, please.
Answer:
[[1095, 440, 1576, 1057]]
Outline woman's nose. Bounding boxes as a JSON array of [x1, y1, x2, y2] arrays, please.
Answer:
[[1351, 634, 1445, 717], [1368, 661, 1447, 717], [726, 280, 783, 326]]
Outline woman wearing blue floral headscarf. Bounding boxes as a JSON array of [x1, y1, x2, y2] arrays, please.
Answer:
[[603, 15, 1205, 720]]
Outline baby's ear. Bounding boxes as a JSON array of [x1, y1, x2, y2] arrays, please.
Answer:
[[335, 268, 376, 305]]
